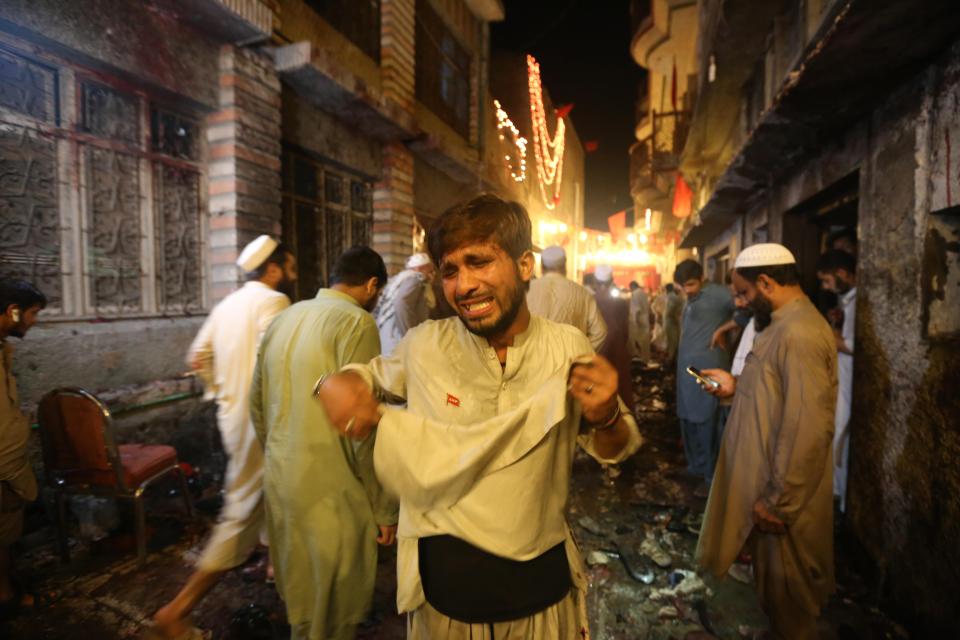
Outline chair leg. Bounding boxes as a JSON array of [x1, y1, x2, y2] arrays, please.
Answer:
[[54, 490, 69, 564], [175, 466, 195, 520], [134, 491, 147, 568]]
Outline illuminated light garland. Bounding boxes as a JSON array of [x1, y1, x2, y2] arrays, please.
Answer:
[[527, 55, 566, 210], [493, 99, 527, 182]]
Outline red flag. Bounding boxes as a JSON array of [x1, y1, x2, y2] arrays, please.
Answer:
[[584, 140, 599, 153], [673, 174, 693, 218], [607, 210, 627, 241], [671, 57, 678, 111], [555, 103, 574, 119]]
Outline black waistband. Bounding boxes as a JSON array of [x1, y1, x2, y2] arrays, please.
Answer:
[[418, 534, 571, 624]]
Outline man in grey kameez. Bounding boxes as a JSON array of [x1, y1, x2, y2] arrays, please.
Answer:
[[673, 260, 734, 487], [698, 244, 837, 639]]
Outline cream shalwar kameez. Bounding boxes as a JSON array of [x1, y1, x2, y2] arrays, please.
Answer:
[[697, 297, 837, 639], [188, 281, 289, 571], [345, 315, 643, 640]]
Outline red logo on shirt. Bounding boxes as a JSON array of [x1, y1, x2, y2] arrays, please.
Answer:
[[446, 393, 461, 407]]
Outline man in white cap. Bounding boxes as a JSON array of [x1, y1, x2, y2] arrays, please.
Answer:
[[590, 264, 633, 411], [154, 235, 297, 637], [526, 245, 607, 350], [372, 252, 436, 356], [696, 243, 837, 640]]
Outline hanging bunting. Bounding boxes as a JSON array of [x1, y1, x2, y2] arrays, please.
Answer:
[[527, 54, 566, 210], [673, 174, 693, 218]]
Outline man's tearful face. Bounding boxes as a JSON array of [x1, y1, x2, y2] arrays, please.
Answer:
[[440, 242, 527, 338]]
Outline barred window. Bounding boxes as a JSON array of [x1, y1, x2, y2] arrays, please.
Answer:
[[281, 147, 373, 301], [0, 42, 206, 317]]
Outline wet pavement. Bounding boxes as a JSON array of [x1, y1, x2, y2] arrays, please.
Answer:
[[4, 361, 910, 639]]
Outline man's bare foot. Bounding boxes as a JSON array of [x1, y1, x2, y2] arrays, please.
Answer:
[[152, 604, 191, 639]]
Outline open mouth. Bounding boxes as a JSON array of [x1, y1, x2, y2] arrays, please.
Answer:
[[459, 297, 495, 318]]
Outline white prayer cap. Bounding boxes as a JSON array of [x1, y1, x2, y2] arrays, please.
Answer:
[[594, 264, 613, 282], [237, 235, 279, 272], [541, 246, 566, 269], [734, 243, 796, 269], [406, 252, 432, 269]]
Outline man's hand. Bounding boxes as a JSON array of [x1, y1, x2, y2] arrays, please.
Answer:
[[568, 354, 619, 424], [315, 371, 382, 440], [752, 500, 787, 534], [376, 524, 397, 546], [699, 368, 736, 399], [710, 326, 726, 350]]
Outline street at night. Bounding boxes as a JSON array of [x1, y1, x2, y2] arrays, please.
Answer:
[[1, 0, 959, 639]]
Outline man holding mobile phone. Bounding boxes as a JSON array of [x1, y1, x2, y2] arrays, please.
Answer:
[[696, 244, 837, 640]]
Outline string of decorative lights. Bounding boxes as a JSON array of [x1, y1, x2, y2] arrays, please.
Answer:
[[493, 99, 527, 182], [527, 54, 566, 209]]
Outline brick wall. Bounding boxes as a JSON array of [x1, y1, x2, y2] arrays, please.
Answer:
[[376, 0, 416, 274], [206, 45, 283, 302]]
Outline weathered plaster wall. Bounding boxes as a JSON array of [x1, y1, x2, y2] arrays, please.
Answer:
[[845, 43, 960, 635], [0, 0, 221, 109], [281, 86, 382, 178], [12, 317, 205, 407]]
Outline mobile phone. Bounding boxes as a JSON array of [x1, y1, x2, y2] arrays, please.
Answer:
[[686, 366, 719, 389]]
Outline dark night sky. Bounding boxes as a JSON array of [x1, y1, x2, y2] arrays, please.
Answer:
[[491, 0, 645, 230]]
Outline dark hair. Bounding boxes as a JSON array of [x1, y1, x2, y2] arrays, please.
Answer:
[[330, 246, 388, 288], [673, 259, 703, 284], [629, 281, 639, 290], [247, 241, 294, 280], [735, 264, 801, 286], [816, 249, 856, 275], [827, 228, 857, 250], [665, 283, 675, 293], [427, 193, 532, 265], [0, 279, 47, 312]]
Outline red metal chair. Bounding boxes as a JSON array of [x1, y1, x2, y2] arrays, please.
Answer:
[[36, 387, 194, 567]]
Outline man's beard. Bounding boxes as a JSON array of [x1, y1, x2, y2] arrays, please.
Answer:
[[456, 278, 526, 338], [833, 278, 852, 295], [751, 291, 775, 331], [276, 274, 296, 299]]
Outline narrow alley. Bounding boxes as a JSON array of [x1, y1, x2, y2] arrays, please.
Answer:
[[3, 362, 908, 640], [1, 1, 960, 639]]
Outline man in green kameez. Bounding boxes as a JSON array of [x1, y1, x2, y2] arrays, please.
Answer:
[[251, 246, 398, 640]]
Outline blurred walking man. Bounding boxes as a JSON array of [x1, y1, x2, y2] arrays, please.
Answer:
[[252, 246, 397, 640], [316, 194, 642, 639], [628, 281, 651, 361], [697, 244, 837, 640], [155, 236, 296, 636], [527, 245, 607, 350], [0, 280, 45, 617]]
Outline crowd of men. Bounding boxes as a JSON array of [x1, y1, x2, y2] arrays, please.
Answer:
[[0, 192, 858, 639]]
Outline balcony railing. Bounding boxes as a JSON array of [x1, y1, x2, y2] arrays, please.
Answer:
[[630, 110, 691, 198]]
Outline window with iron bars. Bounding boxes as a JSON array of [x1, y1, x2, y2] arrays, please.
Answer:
[[0, 41, 206, 318], [280, 147, 373, 301]]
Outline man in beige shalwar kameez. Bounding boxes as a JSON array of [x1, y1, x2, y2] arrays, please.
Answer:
[[698, 244, 837, 639], [317, 194, 642, 639]]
